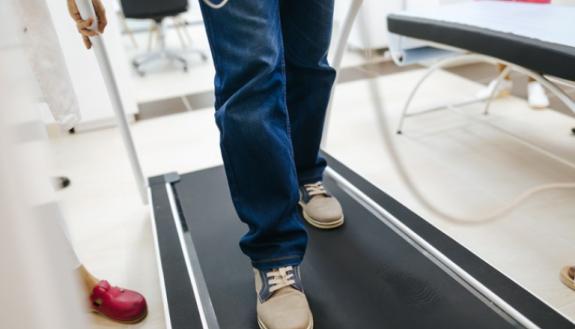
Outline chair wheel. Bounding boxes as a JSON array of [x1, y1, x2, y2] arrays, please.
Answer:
[[571, 127, 575, 136]]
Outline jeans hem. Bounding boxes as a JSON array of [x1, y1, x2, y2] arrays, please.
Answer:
[[298, 174, 325, 186], [251, 254, 304, 271]]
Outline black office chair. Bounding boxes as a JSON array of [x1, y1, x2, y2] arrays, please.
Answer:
[[120, 0, 207, 75]]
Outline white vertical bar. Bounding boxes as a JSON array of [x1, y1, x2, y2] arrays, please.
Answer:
[[321, 0, 365, 148], [75, 0, 148, 204]]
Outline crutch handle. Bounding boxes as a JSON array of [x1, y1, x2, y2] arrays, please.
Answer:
[[75, 0, 98, 32]]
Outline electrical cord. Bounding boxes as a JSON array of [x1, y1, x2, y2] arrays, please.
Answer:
[[357, 65, 575, 225], [202, 0, 230, 9]]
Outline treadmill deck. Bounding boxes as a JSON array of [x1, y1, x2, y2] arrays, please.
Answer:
[[149, 154, 572, 329]]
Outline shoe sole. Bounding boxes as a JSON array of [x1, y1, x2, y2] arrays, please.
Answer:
[[299, 202, 344, 230], [560, 266, 575, 291], [257, 313, 314, 329], [91, 308, 148, 324]]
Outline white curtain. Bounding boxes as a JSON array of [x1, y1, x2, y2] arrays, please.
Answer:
[[16, 0, 81, 130]]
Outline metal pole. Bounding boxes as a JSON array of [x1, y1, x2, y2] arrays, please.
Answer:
[[396, 54, 476, 134], [76, 0, 148, 204], [483, 65, 511, 116], [321, 0, 365, 149]]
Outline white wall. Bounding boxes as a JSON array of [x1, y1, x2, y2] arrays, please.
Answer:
[[337, 0, 572, 50], [336, 0, 470, 49]]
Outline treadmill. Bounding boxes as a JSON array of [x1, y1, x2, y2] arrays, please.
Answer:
[[149, 152, 573, 329], [73, 0, 574, 328], [146, 2, 573, 328]]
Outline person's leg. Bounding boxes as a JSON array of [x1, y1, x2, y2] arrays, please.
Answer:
[[279, 0, 344, 230], [53, 205, 147, 323], [77, 265, 99, 291], [199, 3, 314, 327], [477, 63, 513, 99], [526, 76, 549, 109], [279, 0, 336, 186], [498, 64, 511, 81], [198, 0, 307, 270]]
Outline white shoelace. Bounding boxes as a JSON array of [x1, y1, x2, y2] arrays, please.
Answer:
[[303, 182, 328, 198], [266, 266, 296, 293]]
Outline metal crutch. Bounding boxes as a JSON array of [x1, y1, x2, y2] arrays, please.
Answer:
[[76, 0, 148, 204]]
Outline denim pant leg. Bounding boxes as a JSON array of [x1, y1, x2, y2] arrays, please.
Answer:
[[199, 0, 308, 270], [280, 0, 337, 186]]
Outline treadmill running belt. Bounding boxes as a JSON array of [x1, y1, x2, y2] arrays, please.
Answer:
[[173, 165, 523, 329]]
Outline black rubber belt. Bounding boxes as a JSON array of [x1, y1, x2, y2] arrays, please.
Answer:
[[149, 174, 203, 329], [149, 153, 572, 328]]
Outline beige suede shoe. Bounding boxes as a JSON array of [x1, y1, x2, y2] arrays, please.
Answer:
[[299, 182, 344, 229], [560, 266, 575, 291], [254, 266, 313, 329]]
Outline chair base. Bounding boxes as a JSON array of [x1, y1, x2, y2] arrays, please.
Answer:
[[131, 18, 209, 77], [133, 50, 183, 76]]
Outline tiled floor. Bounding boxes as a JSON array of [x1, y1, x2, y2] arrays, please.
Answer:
[[49, 67, 575, 328]]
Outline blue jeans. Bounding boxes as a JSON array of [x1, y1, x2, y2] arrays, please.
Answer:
[[199, 0, 336, 270]]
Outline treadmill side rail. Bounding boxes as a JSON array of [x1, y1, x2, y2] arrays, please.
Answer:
[[148, 175, 204, 329]]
